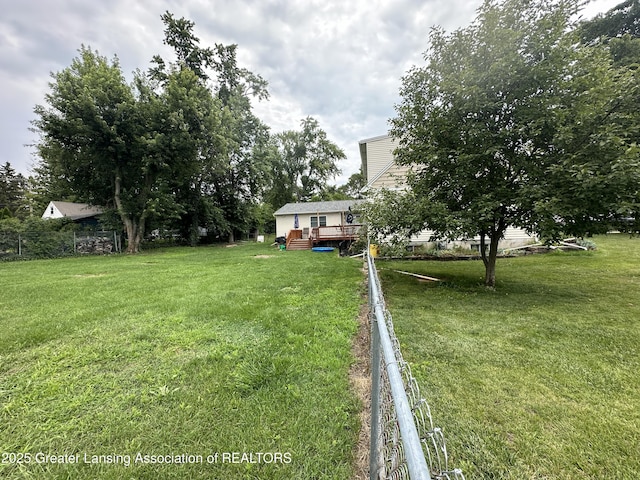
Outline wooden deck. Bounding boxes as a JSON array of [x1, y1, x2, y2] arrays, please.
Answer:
[[311, 225, 362, 242], [285, 225, 362, 250]]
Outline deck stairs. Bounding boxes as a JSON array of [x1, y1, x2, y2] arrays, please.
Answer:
[[287, 238, 312, 250]]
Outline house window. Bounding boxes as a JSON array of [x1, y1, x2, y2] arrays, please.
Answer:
[[310, 216, 327, 227]]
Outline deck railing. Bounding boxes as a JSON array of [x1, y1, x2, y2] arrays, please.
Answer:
[[311, 224, 362, 242]]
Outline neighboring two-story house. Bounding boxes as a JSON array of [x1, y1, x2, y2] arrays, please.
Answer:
[[358, 134, 535, 249]]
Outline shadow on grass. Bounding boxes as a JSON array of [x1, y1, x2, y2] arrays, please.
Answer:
[[378, 260, 596, 309]]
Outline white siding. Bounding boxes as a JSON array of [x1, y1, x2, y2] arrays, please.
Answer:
[[41, 201, 63, 219], [370, 164, 409, 190], [275, 212, 345, 238], [362, 136, 399, 185], [408, 226, 534, 249]]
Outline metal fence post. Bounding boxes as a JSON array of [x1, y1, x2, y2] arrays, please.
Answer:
[[365, 245, 467, 479]]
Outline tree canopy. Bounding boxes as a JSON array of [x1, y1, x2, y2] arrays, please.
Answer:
[[266, 117, 345, 208], [368, 0, 640, 286], [147, 11, 273, 244], [580, 0, 640, 41], [31, 12, 348, 249], [0, 163, 28, 219], [32, 44, 223, 252]]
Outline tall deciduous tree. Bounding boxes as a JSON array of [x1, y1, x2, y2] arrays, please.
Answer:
[[33, 47, 139, 249], [339, 171, 366, 199], [151, 12, 271, 243], [33, 46, 221, 252], [267, 117, 344, 208], [373, 0, 640, 287], [577, 0, 640, 234]]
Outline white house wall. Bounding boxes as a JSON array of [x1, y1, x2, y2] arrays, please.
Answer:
[[362, 135, 400, 185], [41, 201, 63, 219], [407, 226, 534, 249], [276, 212, 344, 238], [370, 164, 410, 190]]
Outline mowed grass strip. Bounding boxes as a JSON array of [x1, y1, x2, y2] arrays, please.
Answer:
[[0, 243, 364, 479], [378, 234, 640, 479]]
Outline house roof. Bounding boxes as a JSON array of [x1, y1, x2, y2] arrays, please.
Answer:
[[273, 200, 366, 216], [358, 133, 392, 146], [49, 201, 103, 220]]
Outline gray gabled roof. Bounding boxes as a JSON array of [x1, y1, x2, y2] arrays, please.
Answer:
[[51, 201, 103, 220], [273, 200, 366, 216], [358, 133, 392, 145]]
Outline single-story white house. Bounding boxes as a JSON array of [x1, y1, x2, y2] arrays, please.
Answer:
[[42, 201, 103, 227], [359, 134, 536, 249], [273, 200, 366, 239], [273, 200, 366, 250]]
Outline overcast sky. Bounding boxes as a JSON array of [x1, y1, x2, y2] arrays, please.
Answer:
[[0, 0, 622, 184]]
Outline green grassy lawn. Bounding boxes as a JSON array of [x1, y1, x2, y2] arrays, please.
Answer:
[[378, 234, 640, 479], [0, 243, 364, 479]]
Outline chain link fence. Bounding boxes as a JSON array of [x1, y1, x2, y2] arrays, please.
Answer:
[[0, 230, 121, 260], [368, 251, 465, 480]]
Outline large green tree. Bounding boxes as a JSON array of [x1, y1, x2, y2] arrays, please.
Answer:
[[33, 47, 138, 249], [371, 0, 640, 287], [33, 46, 220, 252], [578, 1, 640, 234], [267, 117, 345, 208], [151, 12, 271, 243], [339, 171, 366, 199]]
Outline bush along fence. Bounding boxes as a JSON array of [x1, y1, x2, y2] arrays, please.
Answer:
[[0, 230, 121, 260], [367, 250, 465, 480]]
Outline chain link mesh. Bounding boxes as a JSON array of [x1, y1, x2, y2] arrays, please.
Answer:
[[370, 257, 465, 480], [0, 230, 120, 259]]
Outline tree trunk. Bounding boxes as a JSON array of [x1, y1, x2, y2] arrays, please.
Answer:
[[484, 241, 497, 288], [188, 214, 199, 247], [123, 219, 140, 254], [483, 231, 502, 288], [114, 171, 145, 253]]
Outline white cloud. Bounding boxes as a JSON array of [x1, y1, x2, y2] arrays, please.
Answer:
[[0, 0, 623, 185]]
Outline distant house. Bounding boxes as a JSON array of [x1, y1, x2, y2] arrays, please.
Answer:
[[42, 201, 103, 228], [359, 134, 535, 249], [273, 200, 365, 250]]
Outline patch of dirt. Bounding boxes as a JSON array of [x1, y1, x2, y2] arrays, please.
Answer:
[[350, 297, 371, 480], [73, 274, 106, 278], [253, 255, 274, 259]]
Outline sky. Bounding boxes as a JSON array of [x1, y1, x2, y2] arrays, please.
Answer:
[[0, 0, 623, 185]]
